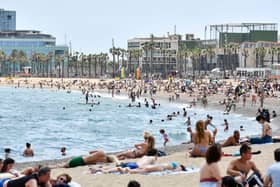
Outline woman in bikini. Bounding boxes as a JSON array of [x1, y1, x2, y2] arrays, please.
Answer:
[[190, 120, 213, 157], [117, 135, 155, 160]]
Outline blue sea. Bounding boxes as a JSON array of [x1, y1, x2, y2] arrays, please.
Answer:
[[0, 87, 261, 162]]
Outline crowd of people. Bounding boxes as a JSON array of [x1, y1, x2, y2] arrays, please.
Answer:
[[1, 77, 280, 186]]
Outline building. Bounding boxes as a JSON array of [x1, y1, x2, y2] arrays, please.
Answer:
[[208, 23, 278, 48], [0, 9, 68, 77], [0, 9, 16, 31], [127, 33, 215, 77]]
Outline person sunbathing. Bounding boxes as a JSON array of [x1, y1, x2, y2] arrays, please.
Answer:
[[90, 149, 158, 174], [200, 144, 222, 187], [118, 162, 186, 174], [221, 130, 240, 147], [117, 136, 155, 160], [64, 150, 117, 168], [226, 143, 263, 186], [190, 120, 213, 157]]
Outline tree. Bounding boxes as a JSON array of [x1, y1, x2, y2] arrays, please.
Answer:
[[18, 50, 27, 74], [109, 47, 117, 78], [0, 51, 6, 75], [87, 54, 92, 78], [10, 49, 18, 77], [242, 49, 249, 68], [206, 47, 215, 71]]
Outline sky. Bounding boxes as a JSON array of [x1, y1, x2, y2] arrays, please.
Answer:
[[2, 0, 280, 54]]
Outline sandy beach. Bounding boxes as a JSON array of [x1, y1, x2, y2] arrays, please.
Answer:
[[1, 77, 280, 187]]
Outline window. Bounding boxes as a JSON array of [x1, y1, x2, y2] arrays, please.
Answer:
[[7, 15, 12, 20]]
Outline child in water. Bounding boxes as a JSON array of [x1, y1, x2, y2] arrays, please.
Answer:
[[159, 129, 169, 146]]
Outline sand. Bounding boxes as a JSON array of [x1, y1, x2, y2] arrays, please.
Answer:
[[1, 77, 280, 187]]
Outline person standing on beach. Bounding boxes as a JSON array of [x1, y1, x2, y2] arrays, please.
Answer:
[[223, 119, 229, 132], [264, 148, 280, 187], [159, 129, 169, 147], [85, 91, 89, 104]]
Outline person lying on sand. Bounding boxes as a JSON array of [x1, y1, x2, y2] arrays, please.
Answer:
[[221, 130, 240, 147], [64, 150, 117, 168], [118, 161, 186, 174], [90, 149, 158, 174], [117, 136, 155, 160]]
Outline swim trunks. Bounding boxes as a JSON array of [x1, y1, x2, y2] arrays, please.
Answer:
[[171, 162, 178, 169], [120, 162, 139, 169], [69, 157, 85, 168]]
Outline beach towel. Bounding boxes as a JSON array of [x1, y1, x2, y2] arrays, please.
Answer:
[[146, 167, 200, 176]]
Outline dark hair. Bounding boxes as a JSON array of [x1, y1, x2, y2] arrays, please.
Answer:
[[180, 164, 186, 171], [0, 158, 2, 163], [222, 176, 237, 187], [256, 115, 265, 122], [274, 148, 280, 162], [147, 148, 158, 156], [61, 147, 66, 152], [4, 148, 11, 153], [233, 130, 239, 135], [1, 158, 15, 172], [57, 173, 72, 183], [127, 180, 140, 187], [26, 143, 31, 148], [240, 143, 251, 155], [38, 167, 51, 176], [206, 144, 222, 164], [160, 129, 165, 134]]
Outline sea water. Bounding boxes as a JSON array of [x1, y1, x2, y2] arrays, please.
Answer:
[[0, 87, 261, 162]]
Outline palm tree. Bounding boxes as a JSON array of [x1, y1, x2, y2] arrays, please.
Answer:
[[141, 42, 149, 77], [87, 54, 92, 78], [0, 50, 6, 76], [109, 47, 117, 78], [183, 49, 191, 77], [55, 55, 63, 78], [277, 47, 280, 64], [206, 47, 215, 71], [10, 49, 18, 77], [177, 46, 184, 78], [268, 47, 277, 67], [149, 34, 155, 76], [242, 49, 249, 68], [18, 50, 27, 74]]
